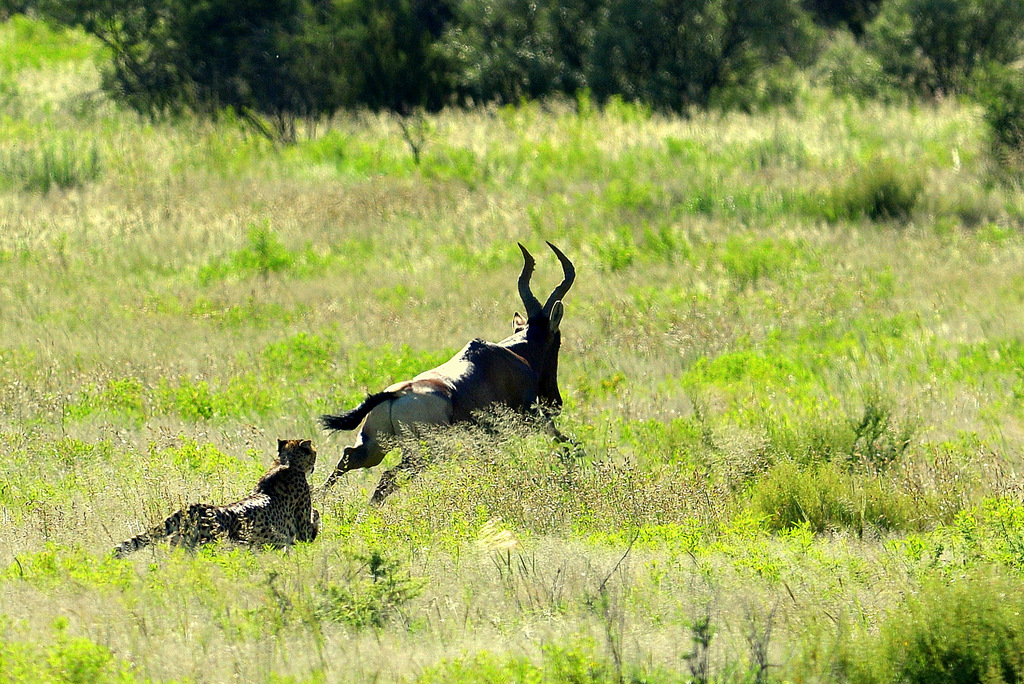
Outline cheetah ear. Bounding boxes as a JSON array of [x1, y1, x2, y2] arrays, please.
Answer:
[[300, 439, 312, 449], [278, 439, 287, 452]]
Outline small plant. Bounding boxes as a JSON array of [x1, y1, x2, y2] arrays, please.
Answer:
[[152, 374, 279, 421], [316, 550, 423, 629], [746, 603, 778, 684], [46, 619, 131, 684], [396, 111, 434, 166], [0, 71, 18, 113], [684, 613, 715, 684], [64, 377, 146, 424], [260, 331, 336, 376], [0, 616, 135, 682], [748, 459, 922, 534], [720, 236, 802, 289], [147, 437, 247, 476], [849, 390, 916, 471], [197, 223, 295, 284], [594, 226, 638, 272], [161, 378, 214, 420]]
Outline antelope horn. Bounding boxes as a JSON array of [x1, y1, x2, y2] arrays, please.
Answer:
[[517, 243, 543, 320], [542, 241, 575, 316]]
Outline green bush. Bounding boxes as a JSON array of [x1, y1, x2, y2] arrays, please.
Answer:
[[417, 639, 628, 684], [845, 569, 1024, 683], [64, 377, 146, 423], [719, 236, 803, 289], [848, 388, 916, 471], [825, 160, 924, 222], [198, 224, 295, 284], [0, 617, 134, 683], [749, 459, 921, 533]]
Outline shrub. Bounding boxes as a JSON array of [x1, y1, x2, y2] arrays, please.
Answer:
[[719, 236, 803, 289], [418, 639, 630, 684], [0, 617, 135, 683], [0, 71, 18, 113], [64, 377, 146, 423], [848, 389, 917, 471], [825, 160, 924, 222], [748, 459, 937, 533], [844, 569, 1024, 683], [209, 225, 293, 283]]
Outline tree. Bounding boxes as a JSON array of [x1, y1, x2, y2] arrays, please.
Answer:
[[866, 0, 1024, 96], [441, 0, 596, 105], [587, 0, 815, 113], [332, 0, 455, 116], [327, 0, 457, 162], [38, 0, 350, 141], [801, 0, 882, 36]]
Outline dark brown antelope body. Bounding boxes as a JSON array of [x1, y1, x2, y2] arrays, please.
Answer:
[[321, 242, 574, 504]]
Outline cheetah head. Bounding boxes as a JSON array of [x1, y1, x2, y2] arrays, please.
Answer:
[[277, 438, 317, 474]]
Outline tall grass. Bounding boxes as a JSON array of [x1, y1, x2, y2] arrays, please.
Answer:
[[0, 140, 101, 192]]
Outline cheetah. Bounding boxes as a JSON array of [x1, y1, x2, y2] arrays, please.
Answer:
[[113, 439, 321, 558]]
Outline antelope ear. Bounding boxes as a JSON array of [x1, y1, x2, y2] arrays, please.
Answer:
[[513, 311, 527, 330], [549, 301, 563, 334]]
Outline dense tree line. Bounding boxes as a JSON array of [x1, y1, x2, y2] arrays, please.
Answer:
[[6, 0, 1024, 146]]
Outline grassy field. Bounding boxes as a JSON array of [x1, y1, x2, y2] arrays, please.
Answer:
[[5, 15, 1024, 682]]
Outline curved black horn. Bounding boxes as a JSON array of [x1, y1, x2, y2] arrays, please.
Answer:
[[542, 241, 575, 316], [517, 243, 543, 319]]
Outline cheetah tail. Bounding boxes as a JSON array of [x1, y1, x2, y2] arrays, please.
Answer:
[[112, 507, 188, 559]]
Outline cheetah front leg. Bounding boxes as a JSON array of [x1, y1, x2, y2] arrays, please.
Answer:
[[298, 508, 321, 543]]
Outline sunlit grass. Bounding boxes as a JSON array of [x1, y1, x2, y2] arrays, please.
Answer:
[[3, 14, 1024, 682]]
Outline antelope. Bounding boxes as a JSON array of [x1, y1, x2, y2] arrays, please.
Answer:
[[320, 242, 575, 504]]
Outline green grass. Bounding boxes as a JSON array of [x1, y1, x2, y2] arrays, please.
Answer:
[[0, 16, 101, 71], [0, 139, 101, 192], [3, 14, 1024, 682]]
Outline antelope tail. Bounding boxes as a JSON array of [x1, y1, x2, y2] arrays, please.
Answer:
[[320, 391, 400, 432]]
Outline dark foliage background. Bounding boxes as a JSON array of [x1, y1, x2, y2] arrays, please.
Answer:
[[14, 0, 1024, 148]]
